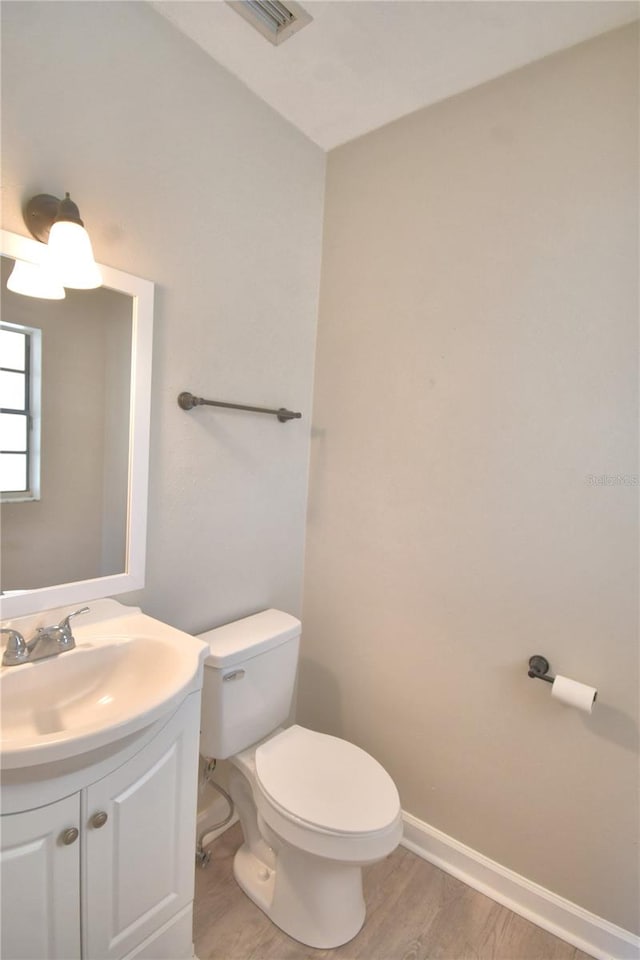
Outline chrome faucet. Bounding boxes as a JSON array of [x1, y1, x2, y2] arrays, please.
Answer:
[[1, 607, 90, 666]]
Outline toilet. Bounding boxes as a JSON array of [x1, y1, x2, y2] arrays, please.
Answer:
[[198, 609, 402, 949]]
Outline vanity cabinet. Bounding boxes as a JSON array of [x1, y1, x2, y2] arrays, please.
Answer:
[[0, 793, 81, 960], [1, 694, 200, 960]]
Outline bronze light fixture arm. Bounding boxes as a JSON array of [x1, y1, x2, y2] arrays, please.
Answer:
[[24, 193, 85, 243]]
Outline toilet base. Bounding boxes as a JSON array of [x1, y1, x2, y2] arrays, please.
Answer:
[[233, 840, 366, 949]]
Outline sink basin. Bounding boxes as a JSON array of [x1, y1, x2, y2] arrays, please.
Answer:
[[1, 600, 208, 769]]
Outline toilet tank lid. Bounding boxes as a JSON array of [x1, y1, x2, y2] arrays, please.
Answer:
[[198, 609, 301, 668]]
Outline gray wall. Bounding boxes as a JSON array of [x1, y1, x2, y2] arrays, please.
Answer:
[[300, 25, 639, 933], [1, 1, 325, 628]]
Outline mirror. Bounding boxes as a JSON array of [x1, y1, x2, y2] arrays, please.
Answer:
[[0, 229, 153, 619]]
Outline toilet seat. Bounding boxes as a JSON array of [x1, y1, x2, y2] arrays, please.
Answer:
[[254, 725, 400, 836]]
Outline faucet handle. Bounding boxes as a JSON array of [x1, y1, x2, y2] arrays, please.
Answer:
[[1, 628, 28, 666], [58, 606, 90, 632], [56, 606, 90, 647]]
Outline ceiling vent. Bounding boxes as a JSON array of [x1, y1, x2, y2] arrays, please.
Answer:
[[227, 0, 312, 46]]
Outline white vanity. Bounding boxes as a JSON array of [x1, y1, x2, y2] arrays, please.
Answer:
[[1, 600, 208, 960]]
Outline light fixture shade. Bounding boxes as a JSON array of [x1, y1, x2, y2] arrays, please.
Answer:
[[6, 259, 66, 300], [45, 220, 102, 289]]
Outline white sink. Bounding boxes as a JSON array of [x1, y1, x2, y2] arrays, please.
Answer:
[[1, 600, 208, 769]]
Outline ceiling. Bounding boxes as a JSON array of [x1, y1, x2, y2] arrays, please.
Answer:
[[150, 1, 639, 150]]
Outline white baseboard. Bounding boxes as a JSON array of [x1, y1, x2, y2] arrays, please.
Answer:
[[401, 812, 639, 960]]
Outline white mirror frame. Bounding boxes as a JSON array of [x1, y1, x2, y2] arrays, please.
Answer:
[[0, 229, 153, 619]]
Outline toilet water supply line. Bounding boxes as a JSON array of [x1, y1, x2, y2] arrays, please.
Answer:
[[196, 758, 235, 867]]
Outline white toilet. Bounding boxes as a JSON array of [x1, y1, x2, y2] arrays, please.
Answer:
[[198, 609, 402, 949]]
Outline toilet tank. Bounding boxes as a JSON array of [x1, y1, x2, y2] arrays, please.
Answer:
[[199, 609, 301, 759]]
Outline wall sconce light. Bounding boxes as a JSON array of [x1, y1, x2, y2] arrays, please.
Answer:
[[6, 192, 102, 299], [26, 192, 102, 290]]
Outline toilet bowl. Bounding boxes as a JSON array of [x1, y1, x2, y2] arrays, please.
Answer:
[[198, 610, 402, 948]]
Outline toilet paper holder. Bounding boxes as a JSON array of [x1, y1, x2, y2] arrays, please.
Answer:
[[527, 655, 554, 684], [527, 655, 598, 711]]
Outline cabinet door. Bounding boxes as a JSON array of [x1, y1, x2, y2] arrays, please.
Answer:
[[82, 696, 200, 960], [1, 793, 81, 960]]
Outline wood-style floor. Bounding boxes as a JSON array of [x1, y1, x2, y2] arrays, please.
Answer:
[[193, 824, 594, 960]]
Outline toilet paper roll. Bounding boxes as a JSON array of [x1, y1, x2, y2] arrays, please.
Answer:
[[551, 675, 597, 713]]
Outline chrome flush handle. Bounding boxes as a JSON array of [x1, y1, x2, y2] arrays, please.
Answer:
[[223, 670, 246, 682]]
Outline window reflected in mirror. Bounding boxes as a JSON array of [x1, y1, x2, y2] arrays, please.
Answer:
[[0, 322, 41, 500]]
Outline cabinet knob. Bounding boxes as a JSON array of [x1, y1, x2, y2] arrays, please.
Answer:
[[90, 811, 108, 829], [60, 827, 79, 845]]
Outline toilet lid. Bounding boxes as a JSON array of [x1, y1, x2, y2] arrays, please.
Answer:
[[255, 726, 400, 835]]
